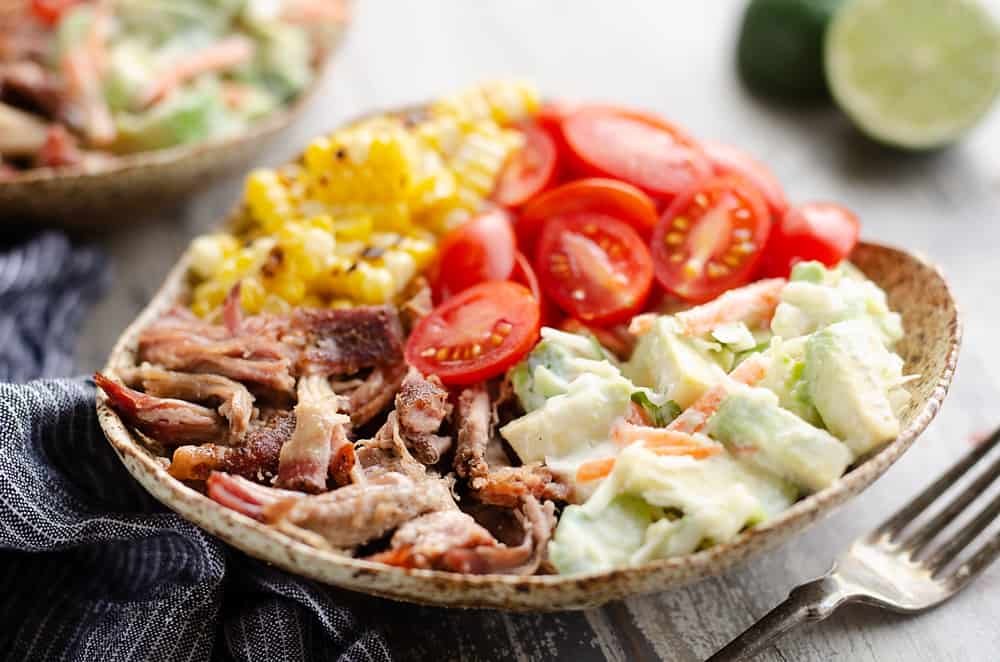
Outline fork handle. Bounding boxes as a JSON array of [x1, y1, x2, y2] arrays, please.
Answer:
[[706, 575, 848, 662]]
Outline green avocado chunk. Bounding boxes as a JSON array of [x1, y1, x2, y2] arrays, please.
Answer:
[[707, 385, 852, 492], [805, 319, 904, 455], [624, 317, 725, 408]]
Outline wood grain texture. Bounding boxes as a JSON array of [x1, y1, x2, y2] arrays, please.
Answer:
[[76, 1, 1000, 660]]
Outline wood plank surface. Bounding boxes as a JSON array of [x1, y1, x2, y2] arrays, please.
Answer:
[[76, 2, 1000, 660]]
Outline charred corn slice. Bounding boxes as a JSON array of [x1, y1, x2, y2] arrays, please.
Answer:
[[192, 80, 542, 314], [430, 79, 540, 126]]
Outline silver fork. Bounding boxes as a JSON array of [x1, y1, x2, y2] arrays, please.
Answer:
[[708, 427, 1000, 662]]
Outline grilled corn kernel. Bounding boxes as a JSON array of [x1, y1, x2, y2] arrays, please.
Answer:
[[331, 214, 374, 240], [189, 233, 239, 280], [245, 170, 296, 232], [239, 277, 267, 313]]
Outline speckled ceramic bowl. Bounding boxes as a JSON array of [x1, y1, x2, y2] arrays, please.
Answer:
[[0, 25, 348, 225], [96, 238, 960, 611]]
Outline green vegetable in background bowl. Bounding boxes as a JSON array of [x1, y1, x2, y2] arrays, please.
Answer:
[[0, 0, 346, 174]]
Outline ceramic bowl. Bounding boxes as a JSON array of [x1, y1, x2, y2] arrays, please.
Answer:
[[0, 25, 348, 225], [96, 235, 960, 611]]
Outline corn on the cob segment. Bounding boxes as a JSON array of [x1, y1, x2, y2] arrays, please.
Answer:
[[189, 80, 540, 316]]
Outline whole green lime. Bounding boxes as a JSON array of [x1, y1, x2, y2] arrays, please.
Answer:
[[737, 0, 844, 99]]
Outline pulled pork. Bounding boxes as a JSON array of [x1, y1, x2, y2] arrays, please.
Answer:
[[120, 363, 254, 443], [100, 292, 570, 577], [207, 471, 455, 549], [276, 375, 353, 493], [96, 373, 226, 445], [394, 368, 452, 464], [454, 383, 569, 507], [168, 410, 295, 481], [346, 362, 407, 428], [369, 496, 556, 575]]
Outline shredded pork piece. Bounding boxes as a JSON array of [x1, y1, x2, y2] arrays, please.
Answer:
[[288, 305, 404, 376], [473, 465, 570, 508], [120, 363, 255, 443], [399, 277, 433, 332], [394, 368, 452, 464], [96, 373, 226, 445], [356, 412, 430, 480], [208, 471, 455, 548], [454, 383, 491, 479], [139, 307, 294, 397], [346, 362, 407, 428], [369, 496, 556, 575], [206, 471, 300, 521], [276, 375, 351, 493], [454, 383, 569, 507], [168, 410, 295, 481]]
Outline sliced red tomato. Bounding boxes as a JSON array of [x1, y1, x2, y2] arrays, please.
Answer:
[[31, 0, 81, 24], [702, 141, 789, 219], [535, 212, 654, 325], [511, 250, 562, 327], [406, 281, 541, 386], [428, 209, 516, 303], [516, 178, 659, 254], [758, 203, 860, 278], [536, 100, 580, 134], [510, 251, 541, 301], [561, 108, 712, 201], [492, 122, 558, 207], [651, 175, 772, 302]]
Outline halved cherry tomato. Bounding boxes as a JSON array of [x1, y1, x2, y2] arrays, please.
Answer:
[[651, 175, 772, 303], [757, 203, 860, 278], [406, 281, 541, 386], [536, 100, 580, 134], [516, 178, 659, 253], [702, 141, 789, 219], [535, 212, 654, 325], [510, 251, 541, 301], [561, 108, 712, 201], [428, 209, 516, 303], [492, 122, 558, 207], [511, 250, 562, 327], [31, 0, 81, 24]]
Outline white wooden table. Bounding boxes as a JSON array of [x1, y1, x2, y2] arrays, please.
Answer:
[[76, 2, 1000, 660]]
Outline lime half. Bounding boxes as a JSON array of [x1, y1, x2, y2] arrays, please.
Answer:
[[826, 0, 1000, 149]]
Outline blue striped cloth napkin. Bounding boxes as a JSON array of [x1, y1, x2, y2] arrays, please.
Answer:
[[0, 233, 391, 662]]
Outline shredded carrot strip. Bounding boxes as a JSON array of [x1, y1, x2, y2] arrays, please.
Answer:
[[61, 0, 115, 145], [612, 422, 703, 449], [668, 356, 768, 434], [576, 457, 616, 483], [140, 36, 256, 108], [627, 313, 656, 336], [625, 401, 652, 426], [283, 0, 351, 24], [675, 278, 786, 337], [650, 445, 721, 459]]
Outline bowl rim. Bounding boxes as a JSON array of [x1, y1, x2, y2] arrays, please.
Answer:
[[97, 241, 960, 609]]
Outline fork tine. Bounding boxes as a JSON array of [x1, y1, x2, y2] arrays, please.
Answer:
[[872, 428, 1000, 540], [924, 489, 1000, 576], [900, 451, 1000, 556], [946, 531, 1000, 593]]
